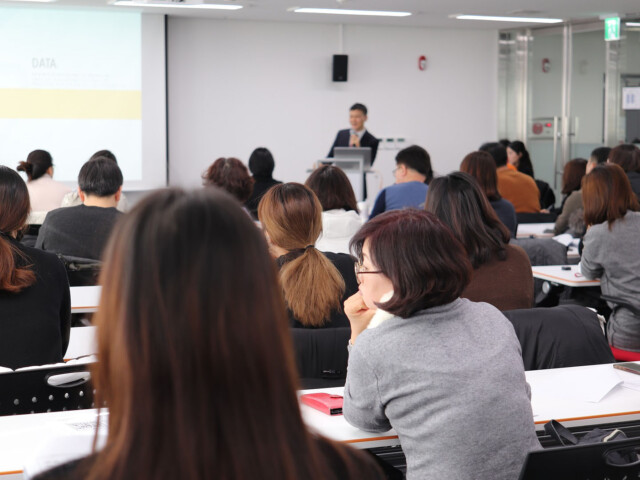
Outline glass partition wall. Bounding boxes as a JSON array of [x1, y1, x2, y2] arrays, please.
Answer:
[[498, 20, 640, 199]]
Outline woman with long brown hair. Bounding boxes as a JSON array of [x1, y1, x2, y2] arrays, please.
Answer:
[[34, 188, 383, 480], [258, 183, 358, 328], [0, 166, 70, 369]]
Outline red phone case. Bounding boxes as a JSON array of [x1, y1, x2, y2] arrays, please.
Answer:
[[300, 393, 343, 415]]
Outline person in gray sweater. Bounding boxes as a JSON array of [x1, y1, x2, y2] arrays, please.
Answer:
[[581, 163, 640, 350], [343, 209, 541, 480]]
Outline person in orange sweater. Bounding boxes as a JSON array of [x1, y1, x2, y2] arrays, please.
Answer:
[[480, 142, 540, 213]]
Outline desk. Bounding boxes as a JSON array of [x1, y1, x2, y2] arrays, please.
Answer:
[[531, 265, 600, 287], [516, 223, 555, 239], [64, 327, 97, 361], [70, 286, 100, 314]]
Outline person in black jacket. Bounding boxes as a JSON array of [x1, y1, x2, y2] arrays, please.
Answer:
[[328, 103, 379, 164], [0, 166, 70, 369], [244, 147, 281, 219]]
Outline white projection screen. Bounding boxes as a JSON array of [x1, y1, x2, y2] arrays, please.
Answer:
[[0, 7, 167, 190]]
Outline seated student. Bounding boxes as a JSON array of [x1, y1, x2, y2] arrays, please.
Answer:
[[33, 188, 383, 480], [426, 172, 533, 310], [17, 149, 71, 220], [507, 141, 555, 209], [608, 144, 640, 201], [460, 150, 517, 237], [587, 146, 611, 173], [342, 209, 540, 480], [480, 142, 540, 213], [244, 147, 281, 219], [202, 157, 254, 208], [581, 163, 640, 351], [553, 158, 587, 235], [0, 167, 70, 370], [36, 158, 123, 260], [258, 183, 358, 328], [369, 145, 432, 219], [305, 165, 363, 254], [61, 150, 129, 212]]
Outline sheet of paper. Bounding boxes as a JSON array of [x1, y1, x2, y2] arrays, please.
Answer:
[[531, 366, 622, 403]]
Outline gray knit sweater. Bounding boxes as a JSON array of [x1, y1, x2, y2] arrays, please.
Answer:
[[343, 298, 541, 480], [581, 211, 640, 350]]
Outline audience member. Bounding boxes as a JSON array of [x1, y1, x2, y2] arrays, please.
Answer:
[[608, 144, 640, 201], [587, 146, 611, 173], [0, 166, 70, 370], [480, 142, 540, 213], [258, 183, 358, 328], [426, 172, 533, 310], [36, 158, 123, 260], [507, 141, 555, 209], [460, 150, 517, 236], [244, 147, 281, 218], [17, 149, 70, 218], [581, 163, 640, 351], [305, 165, 363, 254], [202, 157, 254, 208], [369, 145, 431, 219], [554, 158, 587, 235], [342, 209, 540, 479], [33, 188, 383, 480], [61, 150, 129, 212]]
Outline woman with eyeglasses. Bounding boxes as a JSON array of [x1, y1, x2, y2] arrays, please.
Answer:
[[258, 183, 358, 328], [32, 188, 384, 480], [342, 209, 540, 480]]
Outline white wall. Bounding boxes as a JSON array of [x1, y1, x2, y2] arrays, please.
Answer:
[[167, 18, 498, 197]]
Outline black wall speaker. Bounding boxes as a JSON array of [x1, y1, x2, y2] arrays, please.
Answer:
[[332, 54, 348, 82]]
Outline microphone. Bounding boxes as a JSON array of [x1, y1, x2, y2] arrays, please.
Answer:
[[349, 129, 356, 147]]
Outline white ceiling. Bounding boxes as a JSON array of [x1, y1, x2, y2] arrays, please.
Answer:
[[11, 0, 640, 28]]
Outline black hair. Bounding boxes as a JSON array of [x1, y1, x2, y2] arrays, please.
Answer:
[[590, 147, 611, 165], [479, 142, 507, 168], [78, 157, 124, 197], [508, 141, 535, 178], [395, 145, 433, 183], [17, 150, 53, 181], [350, 103, 367, 115], [90, 150, 117, 163], [248, 148, 275, 178]]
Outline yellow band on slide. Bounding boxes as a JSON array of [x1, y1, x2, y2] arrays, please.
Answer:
[[0, 89, 141, 119]]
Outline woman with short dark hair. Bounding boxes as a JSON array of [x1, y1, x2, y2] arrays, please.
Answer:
[[342, 208, 540, 480], [33, 188, 384, 480], [581, 164, 640, 351], [202, 157, 254, 204], [426, 172, 533, 310], [305, 165, 362, 254]]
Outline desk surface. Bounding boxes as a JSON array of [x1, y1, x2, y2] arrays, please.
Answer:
[[70, 286, 100, 314], [64, 327, 97, 361], [531, 264, 600, 287], [516, 223, 555, 239]]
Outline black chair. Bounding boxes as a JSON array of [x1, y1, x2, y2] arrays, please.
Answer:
[[511, 238, 567, 304], [56, 254, 102, 287], [536, 179, 556, 210], [516, 212, 558, 224], [502, 305, 615, 370], [290, 327, 350, 389], [0, 363, 96, 415], [20, 224, 42, 248]]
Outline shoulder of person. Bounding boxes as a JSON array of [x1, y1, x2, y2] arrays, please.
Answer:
[[322, 251, 356, 268], [19, 242, 67, 273]]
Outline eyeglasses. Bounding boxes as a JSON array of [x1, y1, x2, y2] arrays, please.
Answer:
[[354, 262, 383, 284]]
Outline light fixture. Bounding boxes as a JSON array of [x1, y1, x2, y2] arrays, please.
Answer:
[[626, 22, 640, 27], [3, 0, 57, 3], [455, 14, 562, 24], [293, 8, 411, 17], [112, 1, 242, 10]]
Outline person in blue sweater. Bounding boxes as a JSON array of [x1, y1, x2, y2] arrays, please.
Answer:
[[369, 145, 432, 219]]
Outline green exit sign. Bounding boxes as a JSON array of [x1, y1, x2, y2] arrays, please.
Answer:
[[605, 17, 620, 41]]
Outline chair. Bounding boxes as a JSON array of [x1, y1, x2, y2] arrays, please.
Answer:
[[502, 305, 615, 370], [19, 224, 41, 248], [56, 254, 102, 287], [516, 212, 558, 224], [290, 327, 350, 389], [511, 237, 567, 304], [0, 362, 96, 415], [599, 295, 640, 362]]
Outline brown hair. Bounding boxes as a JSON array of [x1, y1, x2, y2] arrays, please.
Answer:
[[305, 165, 359, 213], [350, 209, 471, 318], [583, 163, 639, 229], [561, 158, 587, 195], [0, 167, 35, 292], [89, 188, 372, 480], [202, 157, 254, 203], [426, 172, 510, 269], [17, 149, 53, 181], [460, 151, 501, 201], [609, 144, 640, 173], [258, 183, 345, 327]]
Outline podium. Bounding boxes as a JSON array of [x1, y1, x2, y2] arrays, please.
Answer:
[[325, 147, 372, 201]]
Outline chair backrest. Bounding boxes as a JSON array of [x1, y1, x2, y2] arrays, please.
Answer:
[[502, 305, 615, 370], [57, 254, 102, 287], [511, 238, 568, 302], [0, 363, 96, 415], [290, 327, 351, 389], [517, 212, 558, 224]]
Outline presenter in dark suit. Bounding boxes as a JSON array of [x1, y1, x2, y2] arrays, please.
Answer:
[[328, 103, 379, 199]]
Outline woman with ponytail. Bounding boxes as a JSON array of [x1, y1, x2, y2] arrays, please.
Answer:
[[258, 183, 358, 328], [0, 166, 70, 369], [17, 150, 70, 215]]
